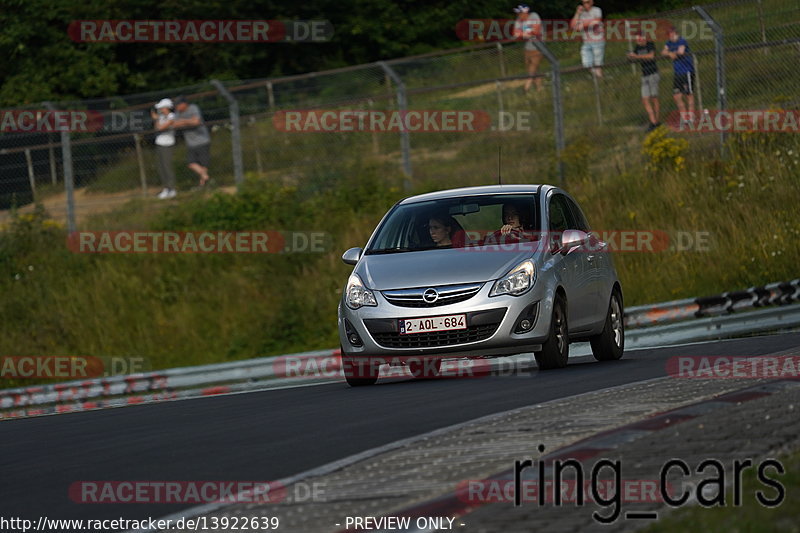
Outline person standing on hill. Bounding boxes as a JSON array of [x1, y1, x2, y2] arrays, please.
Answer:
[[627, 32, 661, 132], [172, 96, 211, 187], [571, 0, 605, 78], [512, 4, 544, 94], [662, 26, 696, 126], [151, 98, 177, 199]]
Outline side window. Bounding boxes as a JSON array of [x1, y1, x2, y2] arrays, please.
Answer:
[[548, 194, 577, 252], [548, 195, 576, 232], [565, 197, 590, 232]]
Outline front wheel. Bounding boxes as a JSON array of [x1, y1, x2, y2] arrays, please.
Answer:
[[341, 351, 379, 387], [590, 290, 625, 361], [535, 294, 569, 370]]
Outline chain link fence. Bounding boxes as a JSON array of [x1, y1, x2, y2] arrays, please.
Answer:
[[1, 0, 798, 230]]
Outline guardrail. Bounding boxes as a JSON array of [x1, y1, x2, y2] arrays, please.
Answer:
[[624, 279, 800, 327], [2, 278, 799, 420]]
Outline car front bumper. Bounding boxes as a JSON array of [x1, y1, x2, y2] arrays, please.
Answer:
[[338, 282, 555, 359]]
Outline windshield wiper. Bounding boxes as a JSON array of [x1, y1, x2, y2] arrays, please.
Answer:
[[366, 247, 414, 255]]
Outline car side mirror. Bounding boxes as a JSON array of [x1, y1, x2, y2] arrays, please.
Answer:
[[560, 230, 588, 255], [341, 247, 363, 265]]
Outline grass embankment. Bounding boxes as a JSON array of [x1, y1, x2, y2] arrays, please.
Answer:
[[1, 0, 799, 384], [1, 127, 798, 387]]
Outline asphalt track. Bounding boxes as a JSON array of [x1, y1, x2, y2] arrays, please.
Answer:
[[1, 333, 799, 531]]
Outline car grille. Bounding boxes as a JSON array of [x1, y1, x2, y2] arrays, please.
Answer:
[[382, 283, 483, 308], [370, 324, 500, 348], [364, 309, 506, 349]]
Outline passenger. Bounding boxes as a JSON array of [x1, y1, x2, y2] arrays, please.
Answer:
[[428, 215, 464, 248], [485, 203, 535, 244]]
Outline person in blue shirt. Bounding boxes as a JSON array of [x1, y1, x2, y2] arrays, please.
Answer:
[[662, 26, 695, 124]]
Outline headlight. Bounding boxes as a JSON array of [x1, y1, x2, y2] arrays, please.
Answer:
[[345, 273, 378, 309], [489, 260, 536, 297]]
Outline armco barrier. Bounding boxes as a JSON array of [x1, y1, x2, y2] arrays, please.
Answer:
[[0, 349, 341, 419], [2, 279, 799, 420], [624, 279, 800, 328]]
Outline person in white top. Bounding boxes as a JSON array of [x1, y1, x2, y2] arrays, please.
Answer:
[[151, 98, 177, 199], [571, 0, 605, 78], [512, 4, 544, 93]]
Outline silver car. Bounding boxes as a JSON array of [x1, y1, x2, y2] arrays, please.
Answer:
[[338, 185, 624, 386]]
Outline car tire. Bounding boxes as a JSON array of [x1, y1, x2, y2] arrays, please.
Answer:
[[408, 359, 442, 379], [590, 290, 625, 361], [535, 294, 569, 370], [341, 350, 379, 387]]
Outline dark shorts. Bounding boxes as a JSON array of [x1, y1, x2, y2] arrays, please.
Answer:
[[673, 72, 695, 95], [187, 143, 210, 168]]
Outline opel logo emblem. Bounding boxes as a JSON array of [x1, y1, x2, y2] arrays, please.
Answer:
[[423, 288, 439, 303]]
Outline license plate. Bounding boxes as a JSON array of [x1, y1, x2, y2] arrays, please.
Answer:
[[399, 314, 467, 335]]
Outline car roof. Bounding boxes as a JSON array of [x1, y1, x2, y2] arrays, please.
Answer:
[[399, 184, 556, 205]]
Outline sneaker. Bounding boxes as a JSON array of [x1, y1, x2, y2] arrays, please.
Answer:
[[166, 189, 177, 199], [157, 188, 170, 199]]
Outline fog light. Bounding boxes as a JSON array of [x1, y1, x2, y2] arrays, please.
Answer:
[[345, 319, 363, 347], [513, 303, 538, 334]]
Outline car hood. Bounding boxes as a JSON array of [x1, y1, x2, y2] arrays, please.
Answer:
[[357, 248, 532, 290]]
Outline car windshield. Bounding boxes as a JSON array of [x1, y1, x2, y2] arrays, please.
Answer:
[[366, 194, 540, 254]]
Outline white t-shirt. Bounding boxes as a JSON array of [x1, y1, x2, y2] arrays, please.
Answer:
[[577, 6, 604, 42], [155, 112, 175, 147], [514, 13, 542, 51]]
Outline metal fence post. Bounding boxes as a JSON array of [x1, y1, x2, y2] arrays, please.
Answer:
[[250, 120, 264, 176], [693, 6, 727, 154], [266, 81, 276, 110], [757, 0, 768, 52], [367, 99, 380, 155], [496, 81, 504, 117], [44, 101, 76, 233], [378, 62, 413, 189], [133, 134, 148, 196], [496, 42, 507, 78], [694, 55, 704, 116], [532, 41, 565, 185], [49, 141, 57, 185], [25, 149, 36, 201], [211, 79, 244, 189]]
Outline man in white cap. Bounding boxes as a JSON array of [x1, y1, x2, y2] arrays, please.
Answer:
[[150, 98, 176, 199], [512, 4, 544, 93]]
